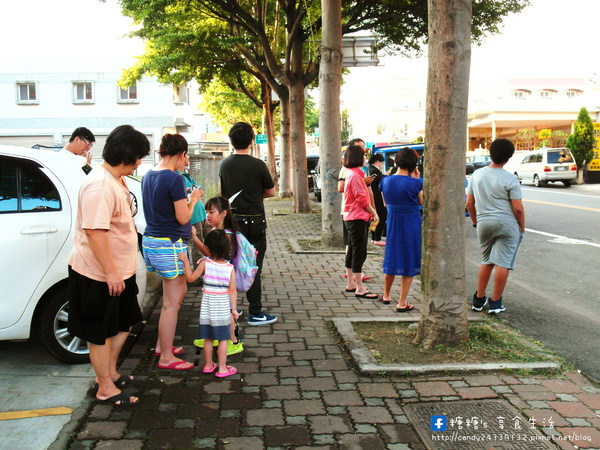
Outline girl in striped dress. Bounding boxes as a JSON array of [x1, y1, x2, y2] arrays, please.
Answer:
[[179, 230, 239, 378]]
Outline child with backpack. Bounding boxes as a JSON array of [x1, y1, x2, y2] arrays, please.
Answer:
[[178, 229, 239, 378], [189, 196, 258, 355]]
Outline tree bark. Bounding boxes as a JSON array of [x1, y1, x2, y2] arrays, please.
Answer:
[[261, 81, 278, 189], [416, 0, 472, 349], [289, 37, 311, 213], [319, 0, 344, 247], [279, 91, 292, 197]]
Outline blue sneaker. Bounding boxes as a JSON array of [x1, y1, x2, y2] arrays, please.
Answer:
[[471, 292, 487, 312], [488, 297, 506, 314], [248, 312, 278, 326]]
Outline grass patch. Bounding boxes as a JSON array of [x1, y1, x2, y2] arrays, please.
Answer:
[[353, 318, 564, 368]]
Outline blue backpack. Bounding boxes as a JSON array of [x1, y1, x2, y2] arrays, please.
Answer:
[[227, 230, 258, 292]]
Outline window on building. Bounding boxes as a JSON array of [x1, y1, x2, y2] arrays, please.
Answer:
[[73, 81, 94, 103], [512, 89, 531, 100], [539, 89, 557, 100], [16, 82, 38, 104], [118, 84, 138, 103], [565, 89, 583, 99], [173, 84, 189, 104]]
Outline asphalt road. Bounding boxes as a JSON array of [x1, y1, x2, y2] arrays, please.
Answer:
[[465, 181, 600, 382]]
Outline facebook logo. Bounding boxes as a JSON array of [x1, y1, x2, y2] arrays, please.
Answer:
[[430, 415, 447, 431]]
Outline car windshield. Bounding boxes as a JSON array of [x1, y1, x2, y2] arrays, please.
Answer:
[[547, 150, 574, 164]]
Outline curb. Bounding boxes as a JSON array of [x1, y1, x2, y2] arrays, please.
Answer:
[[333, 317, 562, 375]]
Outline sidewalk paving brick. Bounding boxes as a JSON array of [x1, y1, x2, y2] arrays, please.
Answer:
[[61, 198, 600, 450]]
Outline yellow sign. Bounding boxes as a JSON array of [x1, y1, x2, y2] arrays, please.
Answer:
[[590, 123, 600, 171]]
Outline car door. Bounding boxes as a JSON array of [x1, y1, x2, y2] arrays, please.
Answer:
[[520, 154, 534, 183], [0, 156, 71, 330]]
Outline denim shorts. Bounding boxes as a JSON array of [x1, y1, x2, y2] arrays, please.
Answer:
[[142, 236, 188, 279]]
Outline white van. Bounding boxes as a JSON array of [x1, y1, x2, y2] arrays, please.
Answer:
[[502, 150, 529, 177], [513, 148, 577, 187]]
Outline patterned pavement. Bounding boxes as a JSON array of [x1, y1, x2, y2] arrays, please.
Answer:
[[61, 198, 600, 450]]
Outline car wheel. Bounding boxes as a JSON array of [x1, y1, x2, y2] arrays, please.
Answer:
[[533, 175, 546, 187], [563, 180, 571, 187], [39, 285, 90, 364]]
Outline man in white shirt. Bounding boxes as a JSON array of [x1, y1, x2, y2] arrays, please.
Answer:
[[60, 127, 95, 173]]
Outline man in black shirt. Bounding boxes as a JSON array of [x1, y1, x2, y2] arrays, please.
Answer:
[[219, 122, 277, 325]]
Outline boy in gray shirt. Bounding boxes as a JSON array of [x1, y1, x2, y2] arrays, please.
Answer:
[[466, 138, 525, 314]]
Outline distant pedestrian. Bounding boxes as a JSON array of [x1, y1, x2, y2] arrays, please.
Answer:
[[466, 138, 525, 314], [67, 124, 150, 406], [178, 229, 239, 378], [380, 148, 423, 312], [219, 122, 277, 326], [142, 134, 203, 371], [339, 143, 373, 282], [368, 153, 386, 246], [343, 144, 379, 299]]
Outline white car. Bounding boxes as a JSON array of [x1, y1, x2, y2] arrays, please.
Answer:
[[513, 148, 577, 187], [0, 145, 148, 363]]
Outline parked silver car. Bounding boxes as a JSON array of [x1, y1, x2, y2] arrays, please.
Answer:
[[0, 145, 149, 363]]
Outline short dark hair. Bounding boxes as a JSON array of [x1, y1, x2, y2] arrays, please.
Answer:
[[69, 127, 95, 143], [368, 153, 384, 165], [489, 138, 515, 164], [102, 125, 150, 166], [394, 147, 419, 172], [349, 138, 365, 147], [228, 122, 254, 150], [204, 229, 231, 261], [343, 145, 365, 168], [159, 133, 188, 157]]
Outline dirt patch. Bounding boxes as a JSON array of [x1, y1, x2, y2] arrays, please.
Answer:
[[353, 319, 562, 366]]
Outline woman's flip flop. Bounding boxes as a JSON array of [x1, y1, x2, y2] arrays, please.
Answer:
[[355, 291, 379, 299]]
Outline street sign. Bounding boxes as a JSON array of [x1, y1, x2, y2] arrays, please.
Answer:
[[255, 134, 267, 144]]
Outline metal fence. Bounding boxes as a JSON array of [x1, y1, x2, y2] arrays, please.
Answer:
[[188, 152, 225, 201]]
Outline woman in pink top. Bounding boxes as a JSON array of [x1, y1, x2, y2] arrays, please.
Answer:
[[343, 145, 379, 299]]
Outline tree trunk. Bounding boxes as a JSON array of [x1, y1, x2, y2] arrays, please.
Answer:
[[319, 0, 344, 247], [415, 0, 472, 349], [279, 91, 292, 197], [262, 82, 278, 190], [289, 38, 310, 213]]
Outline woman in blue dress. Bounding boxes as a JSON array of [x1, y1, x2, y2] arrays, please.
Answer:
[[379, 148, 423, 312]]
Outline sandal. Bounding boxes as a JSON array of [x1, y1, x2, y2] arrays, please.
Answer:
[[202, 362, 218, 374], [380, 298, 391, 305], [97, 392, 139, 406], [215, 365, 238, 378], [156, 360, 194, 370], [396, 304, 415, 313], [355, 291, 379, 299]]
